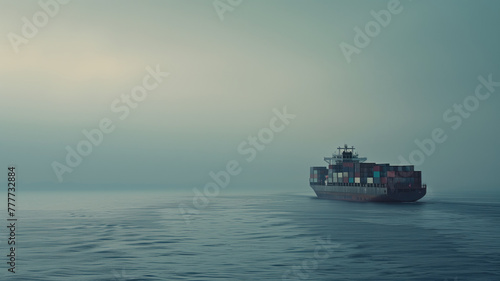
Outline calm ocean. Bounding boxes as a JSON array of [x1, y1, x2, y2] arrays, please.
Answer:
[[5, 190, 500, 281]]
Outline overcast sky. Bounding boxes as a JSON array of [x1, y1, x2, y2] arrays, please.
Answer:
[[1, 0, 499, 192]]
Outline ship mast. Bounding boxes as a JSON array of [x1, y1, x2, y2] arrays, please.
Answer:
[[324, 144, 367, 165]]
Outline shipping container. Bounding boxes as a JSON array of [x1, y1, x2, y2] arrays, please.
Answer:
[[343, 162, 354, 168], [355, 177, 360, 184], [397, 171, 414, 178], [403, 166, 414, 172], [374, 171, 380, 178], [367, 177, 373, 184], [380, 164, 390, 172], [310, 167, 328, 183]]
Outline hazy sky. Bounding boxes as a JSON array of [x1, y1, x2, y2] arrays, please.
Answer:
[[1, 0, 499, 192]]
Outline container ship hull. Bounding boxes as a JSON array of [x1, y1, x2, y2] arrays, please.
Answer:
[[310, 184, 426, 202]]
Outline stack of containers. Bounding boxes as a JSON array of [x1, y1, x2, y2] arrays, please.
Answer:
[[337, 164, 343, 183], [380, 164, 388, 184], [387, 167, 396, 187], [318, 162, 421, 187], [373, 165, 380, 184], [327, 164, 333, 184], [342, 162, 348, 183], [331, 164, 337, 183], [367, 162, 375, 184], [355, 162, 360, 183], [359, 163, 365, 184], [397, 170, 415, 187], [349, 162, 354, 183], [309, 167, 316, 183], [360, 162, 374, 185], [384, 166, 420, 188], [310, 167, 328, 184], [342, 162, 354, 183], [414, 171, 421, 185], [327, 164, 341, 184]]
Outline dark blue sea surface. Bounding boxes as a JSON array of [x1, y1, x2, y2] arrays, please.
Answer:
[[6, 190, 500, 280]]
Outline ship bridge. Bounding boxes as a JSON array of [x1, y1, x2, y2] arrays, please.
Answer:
[[324, 144, 367, 165]]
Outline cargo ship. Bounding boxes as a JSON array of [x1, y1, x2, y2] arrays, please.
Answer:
[[310, 145, 426, 202]]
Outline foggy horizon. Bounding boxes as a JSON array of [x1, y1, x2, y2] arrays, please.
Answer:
[[2, 0, 499, 193]]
